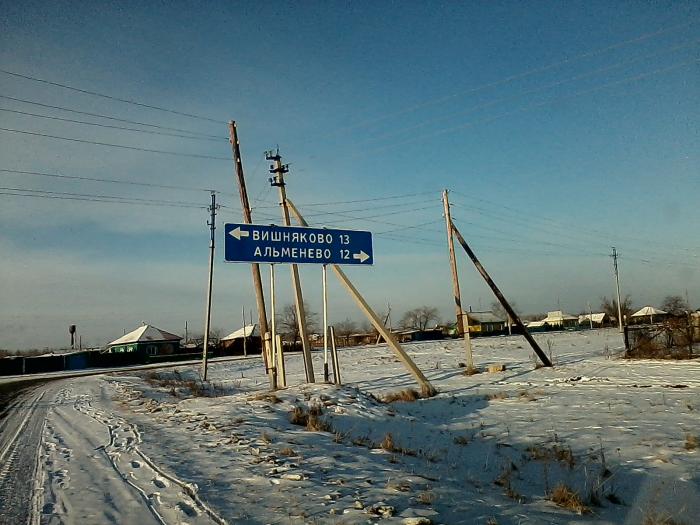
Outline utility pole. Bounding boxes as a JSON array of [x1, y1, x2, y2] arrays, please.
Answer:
[[442, 190, 474, 369], [588, 301, 594, 330], [611, 247, 624, 333], [202, 192, 218, 381], [267, 149, 315, 383], [228, 121, 271, 374], [242, 306, 247, 357], [442, 190, 465, 335]]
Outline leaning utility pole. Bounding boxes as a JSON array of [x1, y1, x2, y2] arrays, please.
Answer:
[[202, 192, 218, 381], [266, 149, 315, 383], [228, 121, 271, 374], [611, 247, 624, 333]]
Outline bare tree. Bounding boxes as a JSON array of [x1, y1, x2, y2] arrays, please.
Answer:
[[601, 295, 634, 323], [489, 300, 519, 322], [277, 303, 318, 345], [661, 295, 689, 316], [400, 306, 440, 331], [334, 318, 358, 346]]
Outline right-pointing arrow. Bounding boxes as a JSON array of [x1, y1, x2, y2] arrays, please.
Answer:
[[229, 226, 250, 240], [353, 250, 370, 263]]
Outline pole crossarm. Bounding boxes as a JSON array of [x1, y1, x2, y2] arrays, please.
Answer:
[[285, 198, 437, 397], [450, 220, 553, 368]]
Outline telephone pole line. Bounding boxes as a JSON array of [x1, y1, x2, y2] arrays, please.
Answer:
[[228, 121, 271, 377], [267, 149, 315, 383], [611, 247, 624, 333], [202, 191, 218, 381]]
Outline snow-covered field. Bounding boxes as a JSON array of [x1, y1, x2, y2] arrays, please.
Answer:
[[35, 329, 700, 524]]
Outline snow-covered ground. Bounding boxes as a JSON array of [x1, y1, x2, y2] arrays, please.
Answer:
[[33, 329, 700, 524]]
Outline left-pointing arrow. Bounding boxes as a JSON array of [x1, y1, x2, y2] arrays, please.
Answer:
[[229, 226, 250, 240], [353, 250, 370, 263]]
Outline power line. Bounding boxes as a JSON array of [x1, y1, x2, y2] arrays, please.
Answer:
[[0, 191, 207, 209], [0, 186, 208, 207], [0, 168, 219, 193], [253, 190, 436, 209], [0, 94, 223, 139], [0, 68, 221, 124], [0, 127, 231, 161], [336, 21, 695, 133], [353, 59, 698, 157], [0, 107, 225, 142], [358, 38, 700, 146]]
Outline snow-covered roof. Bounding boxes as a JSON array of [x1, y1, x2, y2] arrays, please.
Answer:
[[543, 310, 578, 322], [108, 325, 181, 346], [578, 313, 608, 323], [221, 324, 258, 341], [527, 320, 546, 328], [631, 306, 667, 317], [466, 311, 505, 324]]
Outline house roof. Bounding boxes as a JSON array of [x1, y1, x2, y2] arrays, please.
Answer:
[[108, 325, 181, 346], [221, 324, 258, 341], [543, 310, 578, 322], [466, 311, 505, 324], [578, 313, 608, 323], [631, 306, 667, 317], [527, 320, 547, 328]]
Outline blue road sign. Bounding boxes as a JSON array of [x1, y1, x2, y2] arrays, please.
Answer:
[[224, 223, 373, 266]]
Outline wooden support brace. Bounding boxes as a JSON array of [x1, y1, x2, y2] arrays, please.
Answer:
[[450, 221, 553, 368], [286, 199, 437, 397]]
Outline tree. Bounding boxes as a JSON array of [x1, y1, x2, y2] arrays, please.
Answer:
[[334, 318, 358, 346], [661, 295, 689, 316], [600, 295, 634, 323], [277, 303, 318, 345], [400, 306, 440, 331], [489, 300, 519, 322]]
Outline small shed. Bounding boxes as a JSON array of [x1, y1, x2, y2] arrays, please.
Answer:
[[107, 324, 181, 356]]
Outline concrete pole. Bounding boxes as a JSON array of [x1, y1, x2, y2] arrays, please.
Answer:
[[612, 247, 624, 332], [267, 150, 315, 383], [202, 192, 217, 381], [322, 264, 329, 382]]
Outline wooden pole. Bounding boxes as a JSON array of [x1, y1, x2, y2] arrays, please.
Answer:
[[276, 334, 286, 387], [286, 198, 437, 396], [242, 306, 247, 356], [228, 121, 270, 375], [267, 150, 315, 383], [442, 190, 465, 335], [442, 190, 474, 369], [329, 326, 341, 385], [202, 192, 217, 381], [450, 221, 553, 368], [269, 265, 278, 389], [322, 264, 330, 382]]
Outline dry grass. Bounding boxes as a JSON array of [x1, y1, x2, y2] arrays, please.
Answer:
[[144, 371, 225, 397], [485, 391, 508, 401], [289, 405, 332, 432], [380, 432, 395, 452], [250, 392, 281, 404], [415, 490, 435, 505], [453, 435, 470, 446], [464, 365, 481, 376], [684, 434, 698, 451], [549, 484, 590, 514], [382, 388, 420, 403], [526, 443, 575, 469], [642, 509, 686, 525], [279, 447, 296, 457], [260, 432, 272, 444]]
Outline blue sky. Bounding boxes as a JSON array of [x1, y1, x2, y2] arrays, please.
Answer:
[[1, 1, 698, 349]]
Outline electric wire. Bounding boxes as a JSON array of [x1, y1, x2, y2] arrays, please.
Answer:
[[0, 107, 226, 142], [0, 186, 209, 207], [0, 168, 218, 193], [337, 21, 695, 132], [0, 95, 224, 139], [0, 127, 231, 161], [0, 191, 207, 209], [353, 59, 698, 156], [0, 68, 221, 123]]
